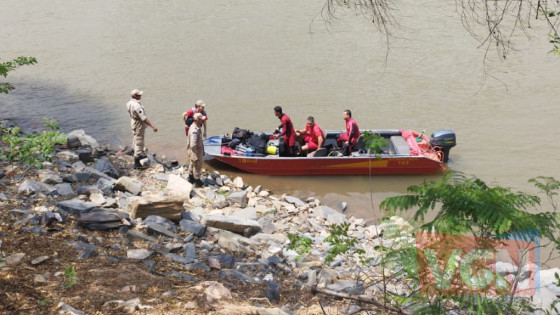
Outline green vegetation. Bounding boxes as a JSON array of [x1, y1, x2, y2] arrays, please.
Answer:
[[38, 298, 51, 306], [0, 118, 67, 169], [287, 233, 312, 261], [290, 171, 560, 314], [0, 56, 37, 94], [362, 131, 388, 159], [64, 266, 78, 288]]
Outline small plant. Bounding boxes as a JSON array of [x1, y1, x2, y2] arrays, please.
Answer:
[[362, 131, 388, 159], [323, 222, 365, 264], [64, 266, 78, 287], [39, 298, 51, 306], [287, 233, 312, 261], [0, 118, 66, 168]]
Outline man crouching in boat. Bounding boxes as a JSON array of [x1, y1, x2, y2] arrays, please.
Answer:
[[337, 109, 360, 156], [271, 105, 296, 156], [296, 116, 324, 156]]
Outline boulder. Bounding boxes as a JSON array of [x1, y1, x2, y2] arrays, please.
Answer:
[[203, 215, 261, 236], [114, 176, 144, 195], [129, 195, 186, 219], [165, 174, 192, 197]]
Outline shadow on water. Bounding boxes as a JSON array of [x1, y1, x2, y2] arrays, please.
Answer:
[[0, 79, 127, 145]]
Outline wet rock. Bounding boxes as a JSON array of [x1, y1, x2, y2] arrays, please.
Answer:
[[179, 219, 206, 237], [94, 156, 119, 179], [127, 249, 154, 260]]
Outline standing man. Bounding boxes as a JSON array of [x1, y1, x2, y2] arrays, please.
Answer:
[[337, 109, 360, 156], [271, 105, 296, 156], [182, 100, 208, 138], [126, 89, 158, 169], [296, 116, 324, 156], [186, 112, 206, 187]]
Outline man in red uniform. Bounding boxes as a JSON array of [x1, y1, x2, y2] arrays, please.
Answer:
[[296, 116, 324, 155], [271, 105, 296, 156], [337, 109, 360, 156], [182, 100, 208, 138]]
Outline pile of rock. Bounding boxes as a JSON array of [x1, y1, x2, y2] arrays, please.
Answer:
[[0, 128, 558, 314]]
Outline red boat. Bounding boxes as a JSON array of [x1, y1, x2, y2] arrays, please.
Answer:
[[203, 129, 456, 176]]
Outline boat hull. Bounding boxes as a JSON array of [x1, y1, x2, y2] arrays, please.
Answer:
[[209, 154, 442, 176]]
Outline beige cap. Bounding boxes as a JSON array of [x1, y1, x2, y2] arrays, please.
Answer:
[[193, 113, 207, 121], [195, 100, 206, 107], [131, 89, 143, 96]]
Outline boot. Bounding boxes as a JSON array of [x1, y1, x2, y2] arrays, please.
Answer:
[[134, 157, 146, 169], [187, 175, 195, 184], [194, 179, 204, 188]]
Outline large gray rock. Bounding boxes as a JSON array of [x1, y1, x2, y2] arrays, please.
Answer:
[[56, 150, 79, 162], [94, 156, 119, 179], [232, 207, 257, 220], [146, 223, 181, 239], [125, 230, 157, 242], [114, 176, 144, 195], [18, 180, 51, 195], [284, 195, 306, 207], [312, 206, 347, 224], [57, 199, 98, 216], [143, 215, 175, 231], [165, 174, 192, 197], [203, 215, 261, 236], [127, 249, 153, 260], [226, 191, 248, 208], [327, 280, 365, 295], [179, 220, 207, 236], [38, 170, 63, 184], [55, 183, 74, 197], [78, 211, 127, 230], [67, 130, 99, 148]]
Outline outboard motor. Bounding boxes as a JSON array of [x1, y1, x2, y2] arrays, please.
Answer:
[[430, 130, 456, 162]]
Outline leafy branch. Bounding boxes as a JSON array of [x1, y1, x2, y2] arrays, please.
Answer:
[[0, 56, 37, 94]]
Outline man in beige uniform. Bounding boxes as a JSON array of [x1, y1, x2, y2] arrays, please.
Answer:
[[186, 112, 206, 187], [126, 89, 158, 169]]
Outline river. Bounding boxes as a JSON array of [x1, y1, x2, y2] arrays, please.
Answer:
[[2, 0, 559, 226]]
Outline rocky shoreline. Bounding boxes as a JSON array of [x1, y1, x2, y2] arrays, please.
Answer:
[[0, 128, 558, 314]]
